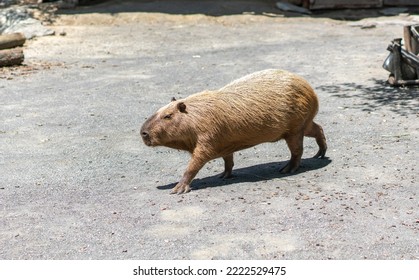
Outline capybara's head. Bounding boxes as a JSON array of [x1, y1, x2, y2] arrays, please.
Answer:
[[140, 98, 190, 148]]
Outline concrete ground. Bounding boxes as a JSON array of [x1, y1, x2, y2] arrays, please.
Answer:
[[0, 1, 418, 259]]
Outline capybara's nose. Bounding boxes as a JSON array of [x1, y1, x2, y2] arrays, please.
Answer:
[[141, 131, 149, 139]]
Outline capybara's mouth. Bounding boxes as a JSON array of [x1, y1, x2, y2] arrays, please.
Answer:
[[142, 137, 152, 146], [142, 135, 157, 147]]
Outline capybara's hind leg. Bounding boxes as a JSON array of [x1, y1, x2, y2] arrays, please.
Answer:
[[281, 132, 304, 173], [304, 121, 327, 158], [219, 153, 234, 179]]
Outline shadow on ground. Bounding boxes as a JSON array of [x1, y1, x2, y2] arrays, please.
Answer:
[[62, 0, 283, 16], [61, 0, 419, 20], [317, 79, 419, 116], [157, 157, 332, 192]]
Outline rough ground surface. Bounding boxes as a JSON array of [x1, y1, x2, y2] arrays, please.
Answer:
[[1, 1, 418, 260]]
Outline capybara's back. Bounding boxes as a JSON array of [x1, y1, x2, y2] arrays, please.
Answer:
[[206, 69, 321, 148], [141, 69, 327, 194]]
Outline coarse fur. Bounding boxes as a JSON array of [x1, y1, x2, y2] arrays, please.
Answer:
[[141, 69, 327, 194]]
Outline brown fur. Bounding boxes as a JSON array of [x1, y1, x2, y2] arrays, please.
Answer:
[[141, 69, 327, 194]]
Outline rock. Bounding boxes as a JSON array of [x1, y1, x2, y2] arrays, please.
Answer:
[[0, 48, 24, 67], [0, 6, 55, 39]]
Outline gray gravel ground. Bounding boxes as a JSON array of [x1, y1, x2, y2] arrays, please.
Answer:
[[0, 2, 418, 259]]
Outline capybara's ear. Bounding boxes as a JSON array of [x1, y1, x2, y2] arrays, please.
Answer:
[[177, 102, 187, 113], [171, 97, 177, 102]]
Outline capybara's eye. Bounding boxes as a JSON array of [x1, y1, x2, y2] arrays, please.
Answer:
[[163, 114, 172, 120]]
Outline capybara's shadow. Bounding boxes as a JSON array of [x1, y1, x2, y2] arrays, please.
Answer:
[[157, 157, 332, 191]]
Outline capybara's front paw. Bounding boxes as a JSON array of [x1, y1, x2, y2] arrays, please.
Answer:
[[170, 183, 191, 194]]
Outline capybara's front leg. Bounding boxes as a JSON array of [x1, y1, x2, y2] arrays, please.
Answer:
[[171, 155, 207, 194]]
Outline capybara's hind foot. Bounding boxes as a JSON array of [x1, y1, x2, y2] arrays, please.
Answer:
[[170, 183, 191, 194], [280, 162, 299, 174], [305, 121, 327, 159], [313, 148, 327, 159], [220, 154, 234, 179], [218, 170, 233, 179]]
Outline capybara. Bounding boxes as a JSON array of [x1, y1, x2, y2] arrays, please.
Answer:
[[141, 69, 327, 194]]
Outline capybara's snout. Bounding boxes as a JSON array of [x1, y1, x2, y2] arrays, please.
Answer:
[[140, 123, 152, 146]]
